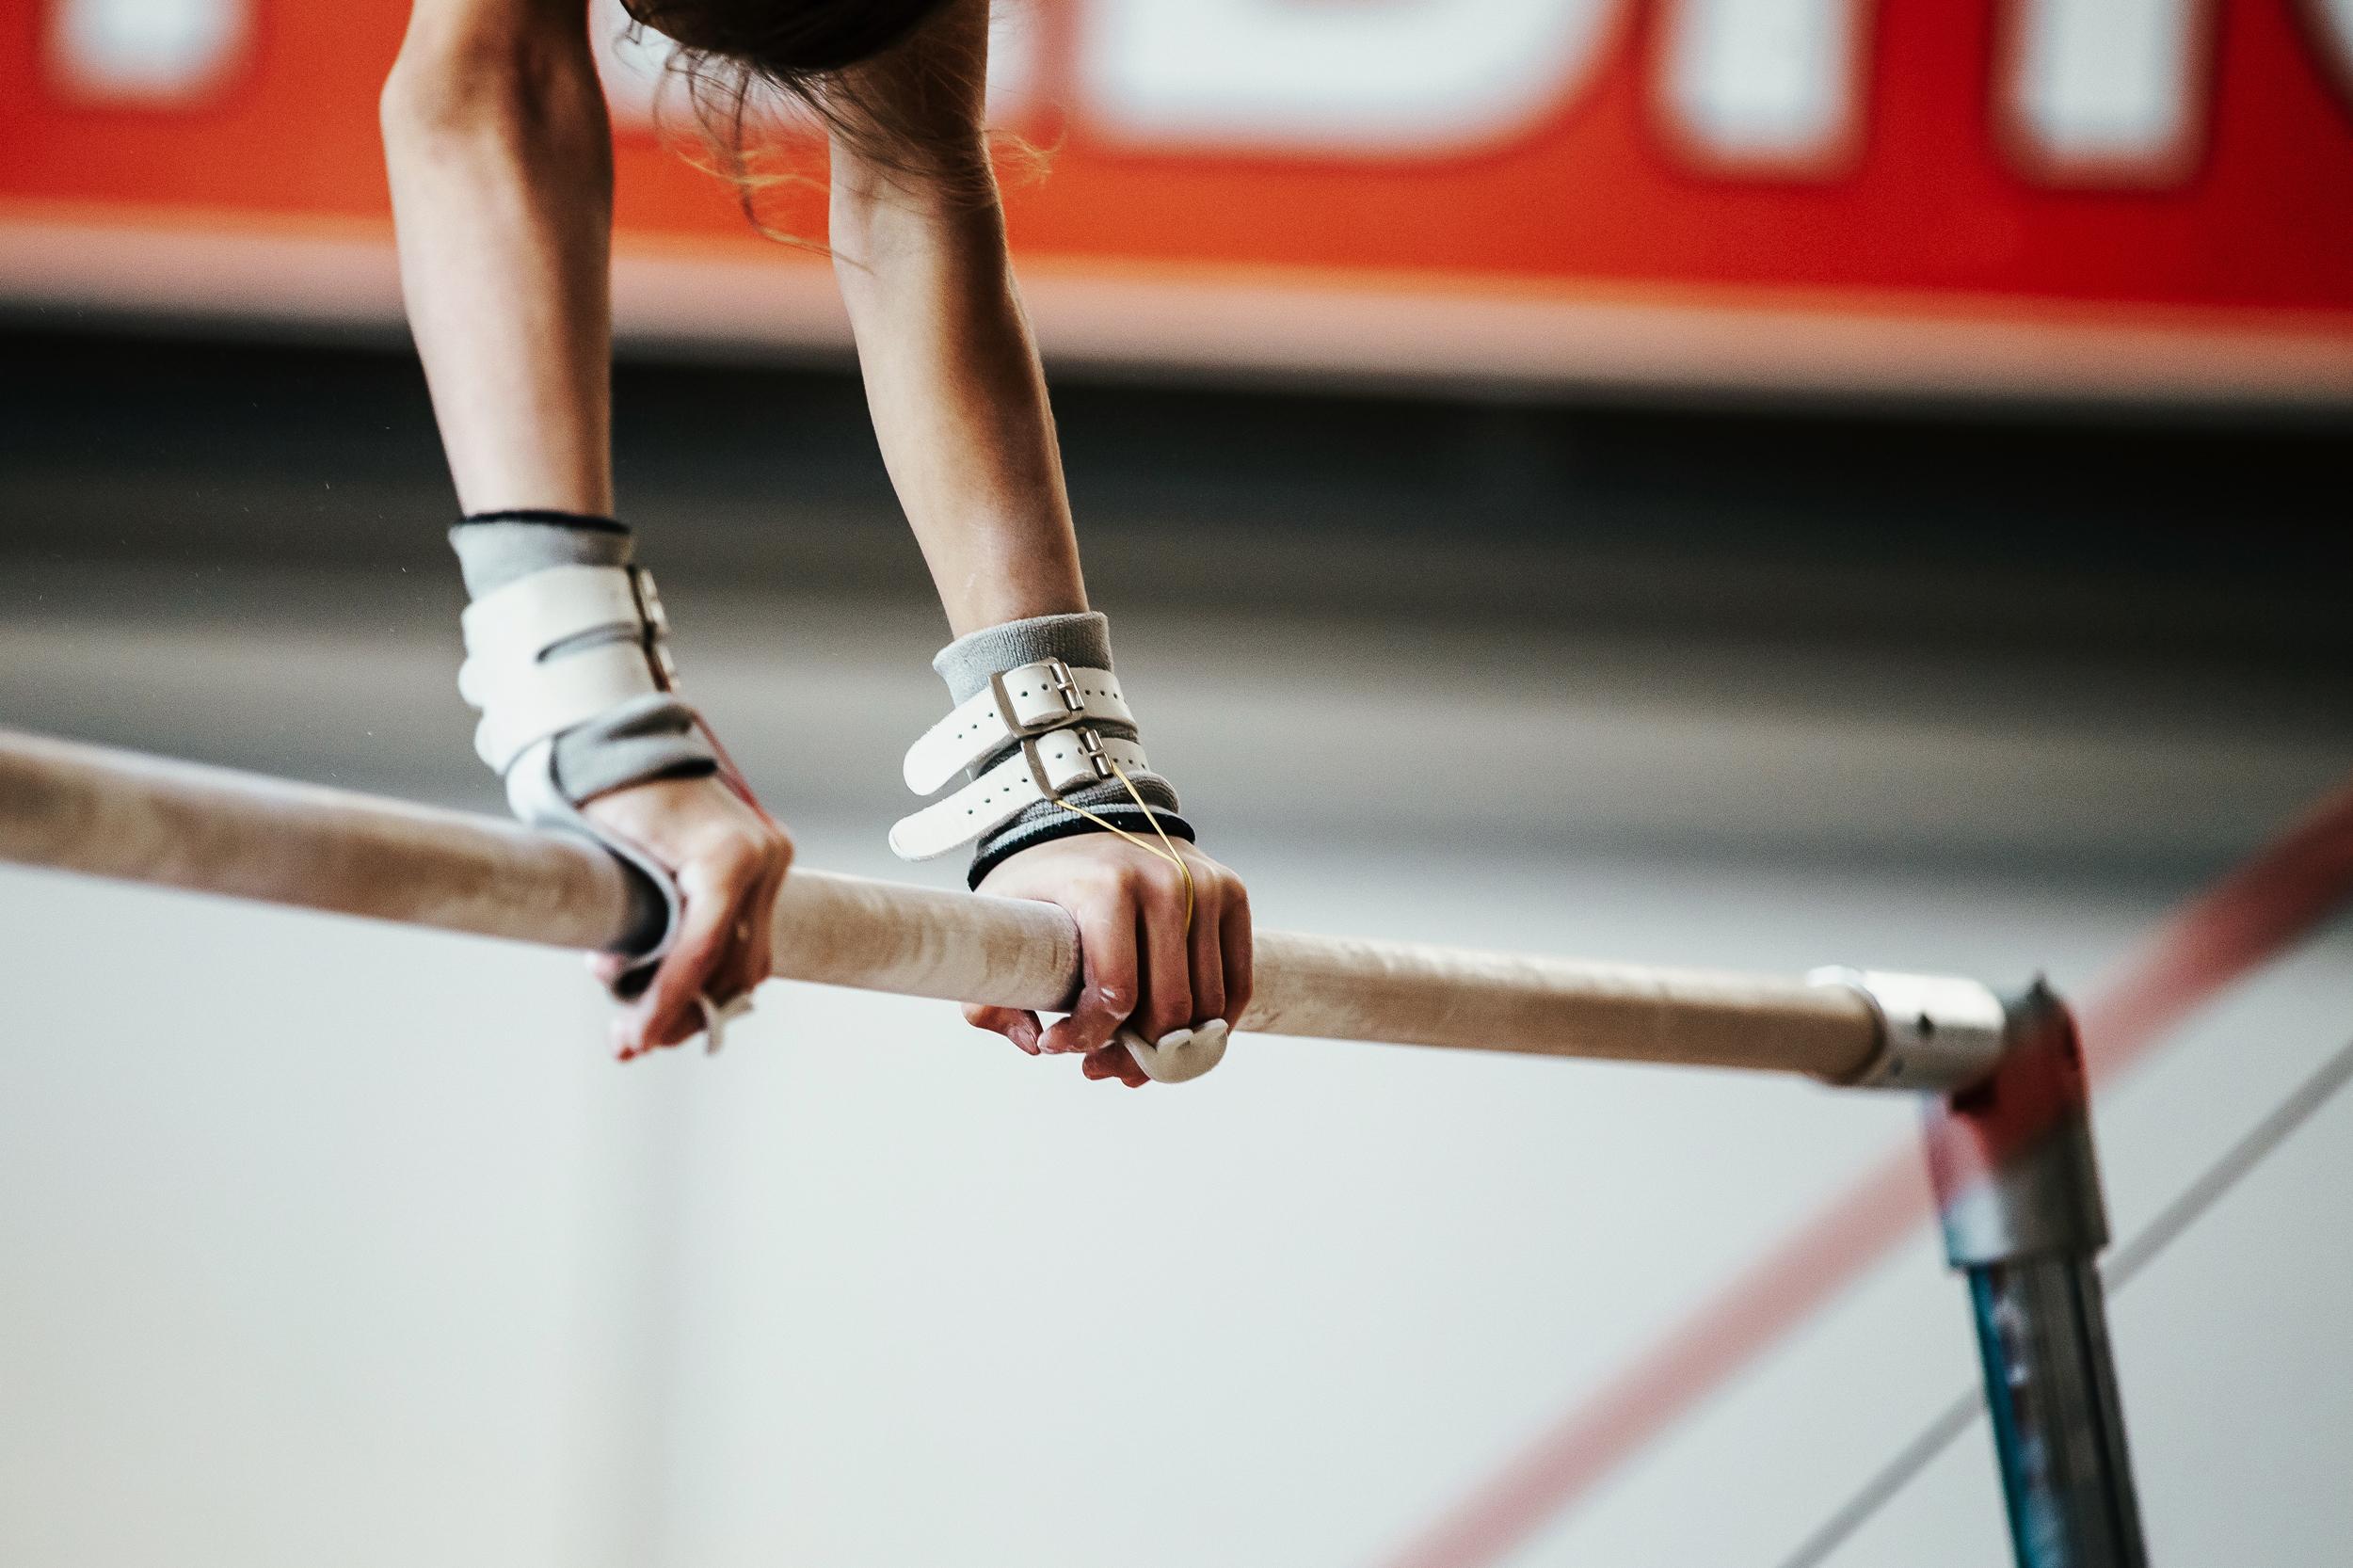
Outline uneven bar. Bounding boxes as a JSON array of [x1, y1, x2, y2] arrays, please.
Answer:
[[0, 728, 1878, 1079]]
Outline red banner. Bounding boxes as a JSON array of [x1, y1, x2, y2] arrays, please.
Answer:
[[5, 0, 2351, 398]]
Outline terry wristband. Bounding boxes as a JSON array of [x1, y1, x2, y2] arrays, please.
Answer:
[[890, 612, 1193, 879], [451, 511, 716, 996]]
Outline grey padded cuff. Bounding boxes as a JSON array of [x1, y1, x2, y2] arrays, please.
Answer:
[[934, 612, 1117, 703], [932, 612, 1185, 875], [450, 517, 715, 803], [451, 516, 630, 597]]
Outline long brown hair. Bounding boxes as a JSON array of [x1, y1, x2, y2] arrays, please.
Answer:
[[619, 0, 1000, 233]]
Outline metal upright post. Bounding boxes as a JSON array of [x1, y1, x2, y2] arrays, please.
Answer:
[[1925, 984, 2147, 1568], [1811, 971, 2148, 1568]]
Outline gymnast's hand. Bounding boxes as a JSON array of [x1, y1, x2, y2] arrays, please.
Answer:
[[584, 774, 794, 1062], [965, 835, 1253, 1087]]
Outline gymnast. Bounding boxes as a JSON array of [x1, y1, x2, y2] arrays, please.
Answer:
[[380, 0, 1249, 1083]]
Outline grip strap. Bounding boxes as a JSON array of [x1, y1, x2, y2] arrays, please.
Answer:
[[891, 725, 1154, 861], [453, 520, 712, 997]]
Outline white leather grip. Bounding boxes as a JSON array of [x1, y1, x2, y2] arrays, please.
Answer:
[[889, 728, 1150, 862], [504, 737, 682, 995], [457, 564, 677, 774], [467, 641, 669, 774], [901, 660, 1134, 794]]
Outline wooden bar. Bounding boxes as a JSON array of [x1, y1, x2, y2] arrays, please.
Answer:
[[0, 728, 1879, 1079]]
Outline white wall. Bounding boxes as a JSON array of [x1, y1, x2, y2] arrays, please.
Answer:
[[4, 588, 2350, 1568]]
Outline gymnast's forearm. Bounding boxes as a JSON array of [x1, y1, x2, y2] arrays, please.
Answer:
[[827, 41, 1085, 632], [380, 2, 616, 515], [379, 4, 788, 1060]]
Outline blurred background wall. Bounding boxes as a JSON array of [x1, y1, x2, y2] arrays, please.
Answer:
[[4, 3, 2353, 1566]]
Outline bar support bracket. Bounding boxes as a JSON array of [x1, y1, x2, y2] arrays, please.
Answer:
[[1925, 983, 2149, 1568]]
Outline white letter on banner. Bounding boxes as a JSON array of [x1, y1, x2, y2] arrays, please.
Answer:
[[1077, 0, 1623, 154], [591, 0, 676, 128], [2009, 0, 2206, 176], [1663, 0, 1865, 166], [2307, 0, 2353, 107], [986, 0, 1043, 119], [50, 0, 246, 103]]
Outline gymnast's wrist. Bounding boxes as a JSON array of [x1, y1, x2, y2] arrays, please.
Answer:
[[449, 511, 716, 805], [448, 509, 714, 976], [888, 610, 1195, 883]]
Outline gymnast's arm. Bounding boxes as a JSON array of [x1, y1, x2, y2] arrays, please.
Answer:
[[828, 0, 1253, 1085], [381, 0, 792, 1058]]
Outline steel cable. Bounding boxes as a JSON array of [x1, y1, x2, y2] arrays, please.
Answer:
[[1770, 1032, 2353, 1568]]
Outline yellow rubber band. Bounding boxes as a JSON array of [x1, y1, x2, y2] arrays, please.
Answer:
[[1044, 755, 1194, 939]]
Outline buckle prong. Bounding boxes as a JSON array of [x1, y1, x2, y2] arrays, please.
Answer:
[[1023, 726, 1112, 794], [1046, 658, 1083, 714], [992, 657, 1088, 739], [630, 568, 679, 691]]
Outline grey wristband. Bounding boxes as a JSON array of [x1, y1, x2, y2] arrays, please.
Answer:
[[452, 514, 716, 803], [931, 611, 1192, 882], [451, 512, 716, 989]]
